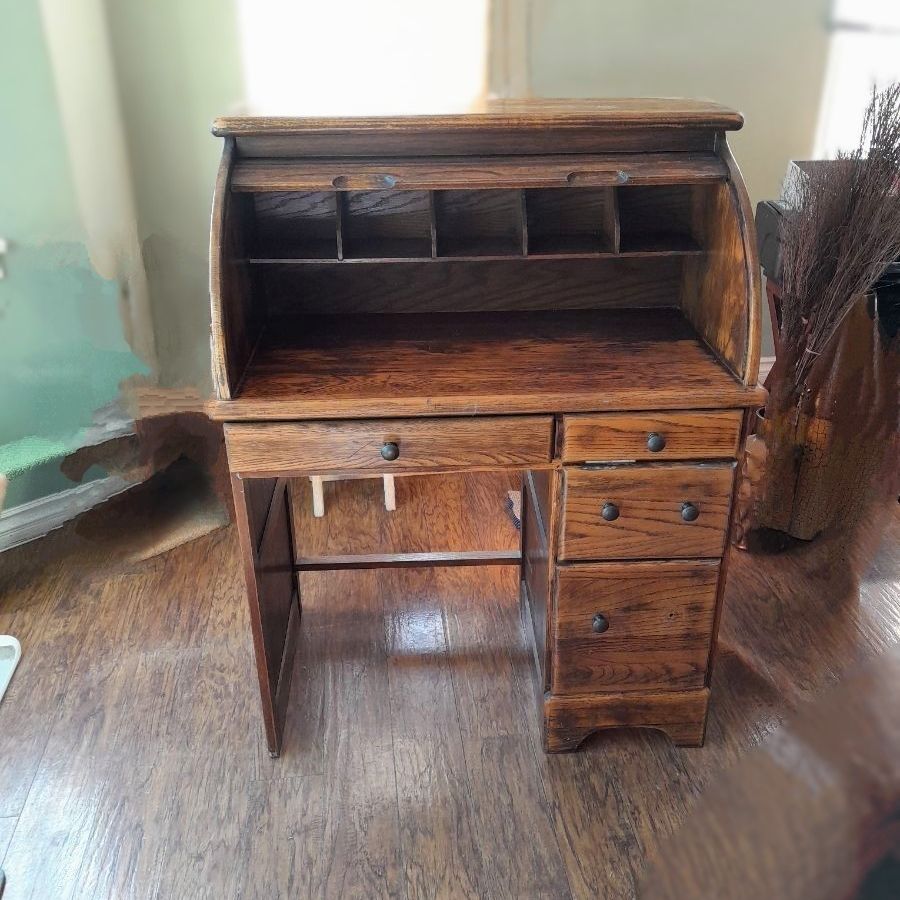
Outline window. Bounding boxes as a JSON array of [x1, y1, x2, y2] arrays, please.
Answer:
[[236, 0, 489, 116], [815, 1, 900, 156]]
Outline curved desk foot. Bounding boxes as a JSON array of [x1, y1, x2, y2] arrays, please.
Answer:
[[543, 687, 710, 753]]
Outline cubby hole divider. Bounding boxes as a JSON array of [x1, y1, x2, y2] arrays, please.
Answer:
[[432, 189, 525, 258], [335, 190, 345, 260], [519, 189, 529, 256], [428, 191, 438, 258], [524, 187, 618, 255], [607, 188, 621, 254], [616, 184, 700, 253]]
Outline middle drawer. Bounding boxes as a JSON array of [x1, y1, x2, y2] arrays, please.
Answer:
[[560, 463, 735, 560]]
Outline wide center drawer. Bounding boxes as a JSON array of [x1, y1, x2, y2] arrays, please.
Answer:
[[561, 463, 735, 560], [224, 415, 554, 475], [560, 410, 743, 463], [552, 560, 720, 694]]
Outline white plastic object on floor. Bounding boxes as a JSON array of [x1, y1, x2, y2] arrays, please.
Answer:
[[0, 636, 21, 704]]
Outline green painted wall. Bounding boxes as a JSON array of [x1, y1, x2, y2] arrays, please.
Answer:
[[0, 0, 147, 508]]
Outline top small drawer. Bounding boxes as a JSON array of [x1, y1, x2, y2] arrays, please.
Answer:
[[224, 415, 553, 476], [560, 411, 742, 463]]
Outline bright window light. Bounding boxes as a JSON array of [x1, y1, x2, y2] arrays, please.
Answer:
[[236, 0, 489, 116], [815, 0, 900, 156]]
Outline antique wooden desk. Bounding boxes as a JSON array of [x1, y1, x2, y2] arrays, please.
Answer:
[[208, 99, 764, 756]]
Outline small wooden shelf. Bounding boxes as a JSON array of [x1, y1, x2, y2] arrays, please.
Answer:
[[618, 185, 696, 250], [245, 246, 704, 264], [210, 308, 763, 421], [251, 191, 339, 260], [243, 183, 712, 264], [434, 189, 523, 257], [525, 187, 617, 255], [340, 190, 433, 260], [618, 234, 702, 255]]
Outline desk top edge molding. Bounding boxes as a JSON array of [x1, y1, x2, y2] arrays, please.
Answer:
[[213, 98, 744, 136]]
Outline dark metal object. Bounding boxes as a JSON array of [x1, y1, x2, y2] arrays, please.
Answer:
[[592, 613, 610, 634], [380, 441, 400, 461], [647, 432, 667, 452], [755, 199, 788, 281], [601, 502, 620, 521], [681, 501, 700, 522]]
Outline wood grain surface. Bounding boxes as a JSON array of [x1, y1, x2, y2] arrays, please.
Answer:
[[560, 410, 743, 462], [643, 645, 900, 899], [224, 415, 553, 476], [0, 468, 897, 898], [258, 256, 684, 310], [215, 99, 741, 158], [561, 464, 735, 560], [681, 145, 761, 384], [208, 310, 764, 422], [230, 475, 299, 754], [215, 98, 744, 135], [521, 468, 560, 692], [231, 153, 729, 193], [552, 561, 720, 694], [544, 689, 711, 753], [209, 137, 261, 400]]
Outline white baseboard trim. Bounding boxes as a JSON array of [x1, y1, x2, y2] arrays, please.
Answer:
[[0, 475, 132, 552]]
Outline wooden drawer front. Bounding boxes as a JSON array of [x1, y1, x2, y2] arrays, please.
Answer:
[[552, 561, 720, 694], [561, 411, 742, 463], [561, 464, 734, 560], [225, 416, 553, 475]]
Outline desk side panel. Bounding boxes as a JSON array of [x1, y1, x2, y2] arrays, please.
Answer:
[[231, 475, 299, 755], [210, 137, 262, 399], [681, 138, 761, 385]]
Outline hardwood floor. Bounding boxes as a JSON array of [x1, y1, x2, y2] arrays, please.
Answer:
[[0, 464, 897, 899]]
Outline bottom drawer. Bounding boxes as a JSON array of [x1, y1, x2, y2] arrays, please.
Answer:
[[551, 560, 720, 695]]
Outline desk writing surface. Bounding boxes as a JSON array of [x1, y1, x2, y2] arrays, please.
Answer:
[[210, 309, 762, 421]]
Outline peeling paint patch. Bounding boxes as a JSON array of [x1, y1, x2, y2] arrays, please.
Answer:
[[0, 241, 148, 505]]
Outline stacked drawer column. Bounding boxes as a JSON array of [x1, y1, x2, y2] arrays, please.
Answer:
[[535, 411, 744, 752]]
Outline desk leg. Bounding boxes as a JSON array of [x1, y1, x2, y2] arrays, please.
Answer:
[[231, 474, 300, 757]]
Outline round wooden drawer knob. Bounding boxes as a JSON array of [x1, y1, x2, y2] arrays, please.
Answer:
[[592, 613, 610, 634], [601, 502, 620, 522], [380, 442, 400, 461], [646, 432, 666, 452], [681, 501, 700, 522]]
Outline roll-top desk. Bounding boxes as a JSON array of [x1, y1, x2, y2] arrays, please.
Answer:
[[208, 99, 764, 756]]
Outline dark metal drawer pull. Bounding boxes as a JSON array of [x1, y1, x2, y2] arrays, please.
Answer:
[[592, 613, 610, 634], [646, 432, 667, 452], [601, 502, 620, 521], [380, 441, 400, 461], [681, 501, 700, 522]]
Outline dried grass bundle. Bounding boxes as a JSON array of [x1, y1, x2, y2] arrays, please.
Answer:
[[754, 84, 900, 541], [779, 83, 900, 391]]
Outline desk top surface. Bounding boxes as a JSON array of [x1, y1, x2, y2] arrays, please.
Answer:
[[213, 98, 743, 136], [208, 308, 764, 421]]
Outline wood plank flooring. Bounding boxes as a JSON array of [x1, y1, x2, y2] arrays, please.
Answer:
[[0, 464, 897, 899]]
